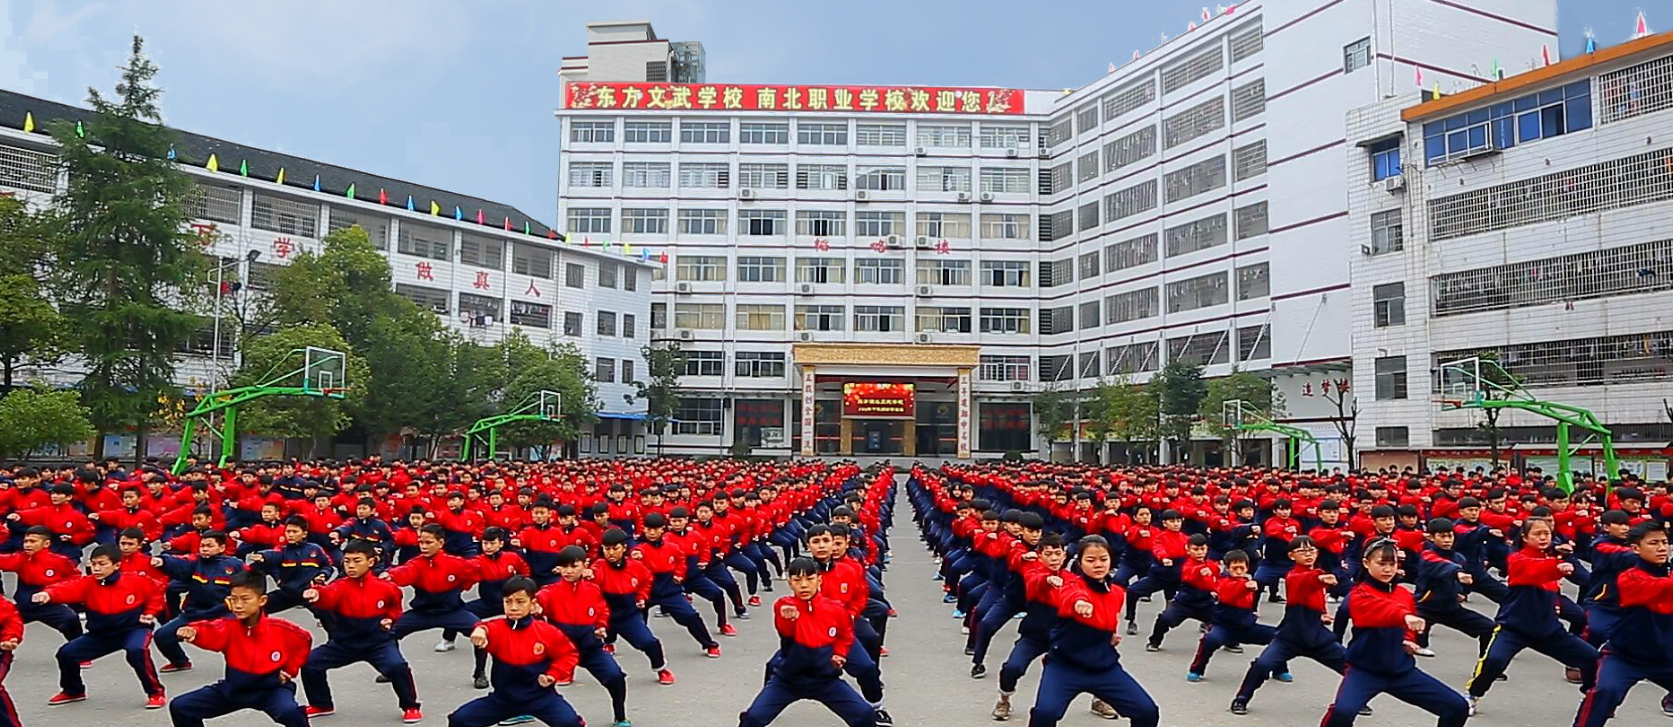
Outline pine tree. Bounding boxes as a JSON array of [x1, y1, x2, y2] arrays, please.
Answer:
[[48, 36, 205, 460]]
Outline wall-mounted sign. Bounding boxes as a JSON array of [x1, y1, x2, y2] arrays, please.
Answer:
[[566, 82, 1025, 115], [843, 382, 916, 418]]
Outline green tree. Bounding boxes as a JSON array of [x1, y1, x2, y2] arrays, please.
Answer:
[[634, 343, 686, 456], [46, 36, 205, 460], [1156, 359, 1207, 463], [1199, 368, 1285, 442], [353, 305, 453, 443], [230, 323, 368, 457], [1033, 384, 1072, 456], [500, 343, 599, 456], [1084, 379, 1122, 462], [0, 198, 64, 392], [0, 385, 95, 460]]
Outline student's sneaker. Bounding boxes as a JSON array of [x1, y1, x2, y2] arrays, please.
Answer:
[[47, 692, 86, 706], [1565, 667, 1583, 684], [748, 595, 762, 607], [1468, 697, 1481, 717], [1274, 671, 1294, 683], [376, 674, 392, 683], [1358, 706, 1374, 716], [160, 661, 193, 673], [1415, 647, 1437, 657], [953, 609, 967, 619], [942, 593, 957, 604], [145, 694, 167, 710], [657, 669, 676, 685], [78, 661, 92, 669], [602, 643, 616, 654], [1144, 643, 1160, 652], [1662, 693, 1673, 716], [1267, 593, 1285, 604], [1125, 621, 1139, 636], [1089, 699, 1119, 719], [473, 675, 489, 690], [971, 663, 987, 679], [735, 609, 751, 620], [611, 721, 632, 727], [874, 708, 894, 726], [498, 717, 535, 726], [1229, 699, 1248, 715], [720, 623, 738, 637], [878, 646, 889, 657], [705, 645, 722, 658], [961, 625, 970, 635], [932, 573, 944, 581], [1186, 672, 1203, 682], [888, 609, 898, 617], [402, 708, 423, 724], [964, 646, 976, 656], [1225, 644, 1243, 654], [306, 706, 335, 718], [434, 640, 455, 653], [1138, 595, 1152, 602], [991, 697, 1012, 721]]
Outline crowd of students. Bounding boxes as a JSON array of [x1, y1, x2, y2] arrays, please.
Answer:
[[0, 457, 899, 727], [910, 461, 1673, 727]]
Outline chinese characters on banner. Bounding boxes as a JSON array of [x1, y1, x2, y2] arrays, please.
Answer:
[[415, 262, 434, 281], [473, 271, 491, 290], [800, 369, 816, 457], [842, 383, 916, 418], [189, 222, 217, 246], [270, 237, 294, 259], [567, 82, 1026, 115], [957, 369, 972, 459], [812, 238, 831, 252], [525, 280, 542, 297], [1300, 378, 1352, 397]]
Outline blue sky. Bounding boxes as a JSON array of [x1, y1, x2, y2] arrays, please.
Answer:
[[0, 0, 1658, 220]]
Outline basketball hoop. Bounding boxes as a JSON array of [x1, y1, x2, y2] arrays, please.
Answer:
[[1439, 398, 1464, 410]]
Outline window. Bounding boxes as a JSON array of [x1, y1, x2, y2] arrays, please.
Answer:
[[1078, 150, 1100, 182], [1599, 55, 1673, 124], [854, 211, 904, 237], [916, 306, 972, 333], [1230, 22, 1264, 62], [1374, 355, 1408, 400], [1103, 78, 1157, 119], [1038, 306, 1073, 335], [1165, 213, 1228, 257], [1038, 259, 1074, 288], [1162, 46, 1224, 94], [1077, 105, 1100, 134], [855, 124, 906, 146], [565, 263, 586, 288], [562, 311, 583, 337], [598, 262, 618, 288], [1046, 163, 1073, 196], [1104, 288, 1158, 324], [1079, 301, 1100, 329], [736, 256, 786, 283], [1343, 37, 1372, 73], [620, 209, 668, 235], [623, 266, 637, 291], [1167, 331, 1230, 366], [1079, 250, 1100, 279], [1047, 119, 1073, 147], [917, 124, 971, 148], [1231, 79, 1266, 122], [735, 351, 787, 377], [676, 255, 726, 282], [739, 122, 790, 144], [190, 184, 242, 225], [1164, 155, 1226, 203], [511, 243, 553, 278], [569, 161, 613, 188], [1373, 282, 1406, 327], [680, 121, 730, 144], [1166, 272, 1229, 313], [570, 120, 614, 143], [1370, 138, 1402, 181], [507, 300, 550, 328], [649, 303, 666, 331], [459, 234, 505, 269], [645, 60, 667, 81], [1238, 324, 1270, 362], [678, 163, 729, 188], [740, 209, 787, 236], [1233, 140, 1268, 181], [246, 261, 283, 291], [854, 166, 906, 191], [1105, 126, 1158, 173], [1041, 210, 1073, 242], [396, 284, 450, 314], [1163, 96, 1226, 149], [978, 356, 1031, 382], [1106, 341, 1160, 374], [981, 260, 1030, 287], [1236, 262, 1269, 300], [623, 121, 672, 143], [797, 164, 848, 191], [978, 125, 1030, 149], [1079, 351, 1102, 378], [796, 258, 846, 284], [1105, 233, 1159, 273], [1234, 201, 1269, 240], [674, 303, 724, 330], [917, 212, 971, 239], [1375, 427, 1410, 447], [979, 168, 1030, 194], [622, 162, 670, 188], [735, 304, 786, 331], [1430, 239, 1673, 316], [918, 166, 972, 193], [853, 305, 905, 332], [1433, 330, 1673, 389], [328, 207, 388, 250], [738, 163, 788, 189], [1421, 80, 1593, 164], [457, 293, 502, 324], [397, 222, 451, 260], [1428, 146, 1672, 241], [795, 211, 846, 237], [980, 213, 1030, 240], [1370, 209, 1403, 254], [596, 311, 617, 337], [1105, 180, 1158, 221], [567, 207, 611, 234], [794, 305, 845, 331], [1038, 354, 1072, 381], [798, 122, 847, 146], [674, 398, 723, 435], [0, 143, 56, 193], [854, 258, 905, 285], [621, 359, 635, 384], [251, 193, 320, 237], [679, 209, 727, 235], [980, 308, 1030, 334]]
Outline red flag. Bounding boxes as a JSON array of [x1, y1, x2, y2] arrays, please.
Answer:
[[476, 209, 485, 225], [547, 228, 557, 240], [659, 252, 669, 264], [1541, 45, 1552, 66], [503, 217, 511, 231], [583, 236, 591, 247], [378, 188, 387, 205]]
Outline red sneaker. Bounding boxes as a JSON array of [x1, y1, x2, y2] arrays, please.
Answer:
[[402, 708, 423, 724], [78, 661, 92, 669], [145, 694, 167, 710], [887, 609, 897, 618], [47, 692, 86, 706], [705, 645, 722, 658], [748, 596, 762, 607], [720, 623, 738, 637], [602, 643, 616, 654], [306, 706, 335, 719], [160, 661, 193, 674], [879, 646, 890, 657], [657, 669, 676, 685]]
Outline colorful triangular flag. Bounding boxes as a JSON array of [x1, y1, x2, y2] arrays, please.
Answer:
[[640, 249, 650, 261], [523, 221, 531, 235], [239, 160, 249, 176], [503, 217, 511, 231], [658, 252, 668, 264], [166, 144, 176, 160], [405, 195, 414, 211], [1187, 20, 1197, 32], [454, 206, 463, 221], [378, 188, 388, 205], [275, 167, 285, 185], [312, 175, 321, 192], [1585, 30, 1597, 54], [1201, 7, 1210, 21], [74, 120, 84, 138], [1433, 81, 1442, 101], [547, 228, 557, 240], [1491, 59, 1501, 80], [623, 242, 633, 255], [206, 154, 219, 173], [1133, 49, 1141, 61], [22, 112, 33, 133], [583, 236, 591, 247], [1541, 45, 1553, 66], [1225, 2, 1235, 14], [1415, 66, 1424, 89], [346, 183, 356, 199], [477, 209, 485, 225], [1216, 4, 1226, 15], [1634, 11, 1649, 39], [1108, 62, 1116, 73], [430, 200, 440, 216]]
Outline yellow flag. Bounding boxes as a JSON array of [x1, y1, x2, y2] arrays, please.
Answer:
[[1432, 82, 1441, 100], [275, 167, 285, 185], [206, 154, 220, 172], [430, 200, 440, 216], [623, 242, 634, 255], [22, 112, 33, 133]]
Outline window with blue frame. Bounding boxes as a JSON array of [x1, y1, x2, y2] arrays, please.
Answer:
[[1370, 138, 1402, 181], [1423, 79, 1593, 165]]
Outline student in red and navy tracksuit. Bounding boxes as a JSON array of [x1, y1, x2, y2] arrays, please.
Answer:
[[737, 557, 876, 727], [1320, 539, 1468, 727], [990, 531, 1068, 721], [448, 577, 584, 727], [1144, 533, 1220, 650], [1231, 536, 1350, 715], [633, 513, 721, 655], [594, 528, 670, 674], [386, 524, 483, 646], [35, 544, 168, 708], [1466, 517, 1598, 713], [0, 593, 25, 727], [0, 527, 83, 642], [1124, 510, 1188, 631], [1028, 535, 1160, 727], [442, 527, 528, 683], [1575, 520, 1673, 727], [808, 524, 887, 725], [167, 571, 313, 727], [1413, 518, 1495, 658], [246, 517, 333, 615], [153, 530, 247, 672], [1188, 550, 1275, 680], [537, 546, 634, 725], [300, 540, 423, 723]]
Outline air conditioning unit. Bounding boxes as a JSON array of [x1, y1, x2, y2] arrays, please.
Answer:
[[675, 281, 692, 294], [797, 283, 814, 294], [980, 192, 994, 202], [915, 285, 932, 296], [856, 190, 869, 201], [797, 331, 814, 342], [885, 234, 902, 248], [915, 236, 932, 249], [957, 191, 971, 202], [915, 147, 927, 156], [1010, 381, 1027, 392], [1382, 176, 1406, 193], [740, 188, 755, 199], [676, 329, 695, 341], [1037, 149, 1050, 158], [916, 332, 933, 343], [1446, 140, 1501, 163], [1006, 148, 1019, 158]]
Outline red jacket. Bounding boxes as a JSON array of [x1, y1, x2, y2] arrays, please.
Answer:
[[185, 614, 312, 687], [537, 579, 610, 630], [0, 549, 79, 590]]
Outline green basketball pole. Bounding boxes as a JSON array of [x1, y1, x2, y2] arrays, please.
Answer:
[[1439, 357, 1619, 494], [1225, 399, 1323, 471], [460, 391, 561, 462], [171, 348, 346, 474]]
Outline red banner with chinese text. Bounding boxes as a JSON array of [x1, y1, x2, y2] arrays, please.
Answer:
[[566, 82, 1025, 115], [842, 383, 916, 418]]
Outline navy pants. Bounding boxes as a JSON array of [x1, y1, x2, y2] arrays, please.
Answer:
[[57, 628, 163, 697], [16, 599, 82, 641], [158, 610, 226, 667], [843, 640, 884, 705], [1190, 622, 1276, 676], [997, 634, 1049, 695], [391, 608, 481, 641], [705, 561, 748, 614], [725, 552, 762, 595], [738, 676, 876, 727], [1416, 606, 1494, 655], [0, 653, 17, 727], [301, 640, 420, 711], [684, 573, 730, 627], [971, 596, 1024, 665], [1125, 572, 1179, 621], [448, 691, 581, 727], [1027, 660, 1159, 727], [648, 589, 717, 649], [1322, 666, 1468, 727], [169, 679, 308, 727], [607, 614, 667, 670], [1467, 625, 1598, 698], [1236, 635, 1344, 704], [1574, 651, 1673, 727], [1148, 601, 1212, 648]]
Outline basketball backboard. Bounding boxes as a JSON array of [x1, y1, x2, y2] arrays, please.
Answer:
[[1437, 356, 1484, 409], [1222, 399, 1248, 430], [303, 347, 347, 398], [537, 390, 562, 420]]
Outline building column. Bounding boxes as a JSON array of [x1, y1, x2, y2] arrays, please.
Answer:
[[904, 419, 916, 457], [800, 365, 816, 457], [956, 367, 972, 460], [839, 418, 853, 456]]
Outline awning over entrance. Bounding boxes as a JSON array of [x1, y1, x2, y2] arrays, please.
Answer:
[[793, 343, 982, 460]]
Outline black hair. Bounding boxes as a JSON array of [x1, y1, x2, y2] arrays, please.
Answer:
[[343, 540, 378, 559], [482, 526, 508, 543], [22, 525, 51, 539], [1075, 535, 1113, 558], [1161, 509, 1183, 521], [805, 524, 831, 541], [555, 546, 587, 567], [1427, 517, 1456, 534], [1000, 509, 1022, 524], [89, 544, 120, 563], [229, 570, 268, 596], [1628, 520, 1666, 544], [1288, 535, 1317, 552], [831, 506, 854, 520], [1601, 510, 1632, 527], [1370, 505, 1396, 520], [602, 528, 629, 547], [118, 526, 146, 542], [1458, 497, 1482, 509], [201, 530, 229, 546], [1186, 533, 1209, 548], [1617, 487, 1645, 502], [501, 576, 539, 599], [1397, 504, 1420, 518], [283, 515, 309, 530], [669, 506, 689, 520], [50, 482, 75, 496], [1038, 532, 1066, 549], [828, 523, 851, 538], [1363, 538, 1400, 564], [1018, 512, 1045, 530], [786, 557, 820, 578], [642, 512, 667, 529], [1319, 499, 1341, 512], [419, 523, 447, 539], [1273, 498, 1293, 510], [1223, 549, 1251, 566]]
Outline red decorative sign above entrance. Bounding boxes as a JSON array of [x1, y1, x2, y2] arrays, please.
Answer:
[[843, 383, 916, 418], [566, 82, 1025, 115]]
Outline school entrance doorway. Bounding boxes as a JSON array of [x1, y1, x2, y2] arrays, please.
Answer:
[[792, 343, 980, 459]]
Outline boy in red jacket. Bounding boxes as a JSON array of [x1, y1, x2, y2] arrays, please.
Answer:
[[0, 526, 82, 643], [300, 540, 422, 723], [168, 571, 313, 727], [0, 592, 23, 727], [738, 557, 875, 727], [537, 546, 634, 724], [35, 544, 167, 709], [450, 577, 583, 727]]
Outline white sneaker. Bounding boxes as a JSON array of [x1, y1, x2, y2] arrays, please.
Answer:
[[434, 640, 456, 653], [1468, 697, 1480, 717], [1415, 647, 1436, 658], [961, 625, 970, 635]]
